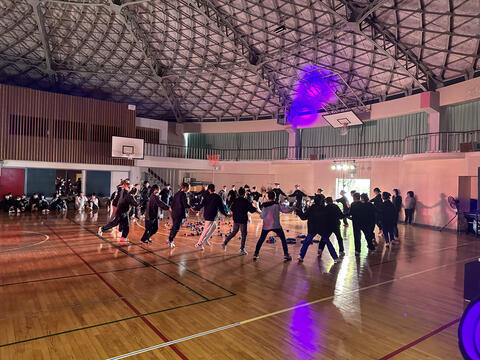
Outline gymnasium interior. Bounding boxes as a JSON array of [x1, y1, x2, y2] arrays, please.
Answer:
[[0, 0, 480, 359]]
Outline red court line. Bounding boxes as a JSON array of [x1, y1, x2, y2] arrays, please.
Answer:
[[44, 223, 189, 360], [378, 318, 460, 359]]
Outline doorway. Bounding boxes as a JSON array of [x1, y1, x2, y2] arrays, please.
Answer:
[[335, 178, 371, 204]]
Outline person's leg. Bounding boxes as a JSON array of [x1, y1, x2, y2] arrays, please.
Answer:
[[343, 216, 348, 226], [333, 226, 344, 253], [196, 220, 212, 245], [361, 227, 375, 250], [273, 228, 290, 258], [254, 229, 269, 257], [101, 216, 120, 232], [353, 223, 362, 253], [239, 223, 248, 251], [384, 226, 392, 245], [410, 209, 415, 224], [320, 232, 338, 260], [140, 219, 151, 243], [150, 218, 159, 237], [202, 221, 217, 245], [168, 219, 182, 243], [120, 214, 130, 239], [223, 223, 240, 245], [299, 233, 314, 260]]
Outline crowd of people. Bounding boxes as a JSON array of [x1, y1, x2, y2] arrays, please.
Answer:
[[95, 179, 417, 263]]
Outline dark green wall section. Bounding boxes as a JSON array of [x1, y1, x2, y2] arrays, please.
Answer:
[[26, 168, 56, 196], [86, 171, 111, 197]]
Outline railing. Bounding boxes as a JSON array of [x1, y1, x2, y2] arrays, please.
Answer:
[[144, 130, 480, 162]]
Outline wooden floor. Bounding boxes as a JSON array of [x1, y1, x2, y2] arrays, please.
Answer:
[[0, 210, 478, 359]]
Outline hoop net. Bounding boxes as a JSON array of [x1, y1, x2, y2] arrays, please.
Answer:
[[207, 154, 220, 167], [339, 122, 349, 136]]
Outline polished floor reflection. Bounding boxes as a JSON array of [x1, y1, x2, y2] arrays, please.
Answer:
[[0, 210, 477, 359]]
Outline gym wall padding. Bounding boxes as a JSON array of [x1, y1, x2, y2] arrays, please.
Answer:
[[86, 171, 111, 197], [26, 168, 56, 196], [0, 168, 25, 197]]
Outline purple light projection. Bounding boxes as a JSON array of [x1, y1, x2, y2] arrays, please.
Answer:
[[287, 65, 338, 130], [458, 297, 480, 359]]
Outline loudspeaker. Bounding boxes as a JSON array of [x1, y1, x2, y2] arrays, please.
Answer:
[[464, 259, 480, 301]]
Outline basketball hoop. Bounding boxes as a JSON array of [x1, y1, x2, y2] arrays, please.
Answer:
[[207, 154, 220, 168], [339, 122, 349, 136]]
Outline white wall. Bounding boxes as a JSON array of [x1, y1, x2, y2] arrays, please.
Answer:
[[110, 171, 129, 194], [136, 117, 168, 143]]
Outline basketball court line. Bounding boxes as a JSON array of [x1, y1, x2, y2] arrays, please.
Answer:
[[107, 254, 480, 360], [43, 223, 190, 360], [378, 318, 461, 359], [71, 218, 236, 297], [0, 265, 148, 288], [67, 219, 213, 301], [0, 231, 49, 253]]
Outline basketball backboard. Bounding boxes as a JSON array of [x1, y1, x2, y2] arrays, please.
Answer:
[[322, 111, 363, 128], [112, 136, 144, 159]]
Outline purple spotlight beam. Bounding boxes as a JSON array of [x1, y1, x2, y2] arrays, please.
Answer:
[[287, 65, 338, 129]]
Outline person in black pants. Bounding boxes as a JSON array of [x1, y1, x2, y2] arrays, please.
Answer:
[[221, 187, 259, 255], [98, 180, 137, 242], [404, 191, 416, 224], [250, 186, 261, 202], [167, 182, 191, 247], [336, 190, 350, 227], [318, 197, 346, 255], [288, 184, 307, 209], [370, 187, 383, 234], [296, 195, 339, 262], [140, 185, 170, 244], [349, 193, 376, 255], [140, 181, 150, 215], [272, 183, 287, 203], [380, 192, 397, 247], [227, 185, 237, 208], [392, 189, 402, 238]]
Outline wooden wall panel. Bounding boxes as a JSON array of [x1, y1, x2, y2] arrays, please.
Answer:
[[0, 84, 136, 165]]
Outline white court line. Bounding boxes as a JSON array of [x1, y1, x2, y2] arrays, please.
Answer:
[[0, 231, 49, 253], [106, 254, 480, 360]]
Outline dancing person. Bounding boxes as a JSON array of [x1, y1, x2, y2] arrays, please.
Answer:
[[140, 184, 170, 244], [404, 191, 416, 225], [320, 197, 345, 255], [392, 189, 402, 238], [272, 183, 287, 203], [296, 195, 339, 263], [75, 192, 88, 211], [370, 187, 383, 233], [381, 192, 397, 247], [309, 188, 324, 200], [253, 191, 293, 261], [194, 184, 228, 250], [289, 184, 307, 209], [336, 190, 350, 227], [98, 179, 137, 242], [167, 182, 190, 247], [140, 181, 150, 215], [219, 185, 228, 205], [221, 187, 258, 255], [250, 186, 261, 202], [349, 193, 376, 255], [227, 185, 237, 208]]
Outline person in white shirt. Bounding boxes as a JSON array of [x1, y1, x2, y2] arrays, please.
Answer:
[[88, 193, 99, 211], [75, 192, 88, 211]]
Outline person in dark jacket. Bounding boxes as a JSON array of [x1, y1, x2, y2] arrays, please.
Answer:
[[221, 187, 259, 255], [159, 184, 172, 219], [167, 182, 191, 247], [381, 192, 397, 247], [392, 189, 402, 238], [250, 186, 262, 202], [336, 190, 350, 227], [296, 195, 339, 262], [369, 187, 383, 233], [227, 185, 237, 208], [318, 197, 345, 255], [349, 193, 376, 254], [219, 185, 228, 205], [49, 193, 67, 212], [28, 193, 40, 212], [98, 179, 137, 242], [140, 185, 170, 244], [288, 184, 307, 209], [140, 181, 150, 215], [194, 184, 228, 250], [272, 183, 287, 203]]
